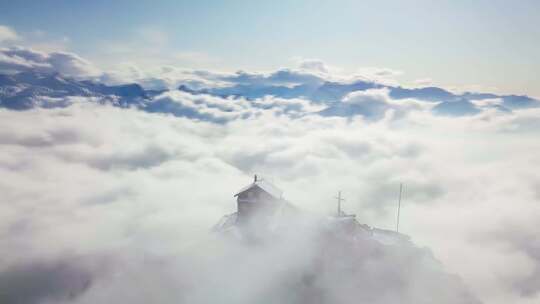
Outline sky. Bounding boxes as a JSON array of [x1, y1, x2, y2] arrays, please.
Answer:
[[0, 0, 538, 97]]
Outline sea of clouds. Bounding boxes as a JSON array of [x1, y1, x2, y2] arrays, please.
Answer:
[[1, 45, 540, 304]]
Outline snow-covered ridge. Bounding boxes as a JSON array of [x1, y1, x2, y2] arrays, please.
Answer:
[[1, 70, 539, 122]]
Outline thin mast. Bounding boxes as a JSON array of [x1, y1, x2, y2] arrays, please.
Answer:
[[396, 183, 403, 232], [334, 191, 345, 216]]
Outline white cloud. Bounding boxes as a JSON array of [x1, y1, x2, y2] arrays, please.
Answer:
[[100, 65, 232, 90], [339, 88, 430, 120], [0, 46, 101, 78], [343, 88, 392, 105], [354, 67, 403, 85], [0, 25, 71, 52], [0, 25, 19, 43], [145, 91, 323, 123], [297, 58, 330, 73], [470, 98, 504, 107], [1, 100, 540, 303], [99, 59, 384, 91]]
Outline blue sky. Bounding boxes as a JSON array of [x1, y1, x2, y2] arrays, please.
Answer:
[[0, 0, 539, 96]]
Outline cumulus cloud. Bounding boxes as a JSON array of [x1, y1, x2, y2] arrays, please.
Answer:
[[0, 46, 101, 78], [320, 88, 430, 120], [144, 91, 323, 123]]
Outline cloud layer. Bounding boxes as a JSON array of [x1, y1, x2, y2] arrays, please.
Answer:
[[1, 98, 540, 303], [1, 44, 540, 303]]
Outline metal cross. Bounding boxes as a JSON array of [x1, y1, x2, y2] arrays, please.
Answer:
[[334, 191, 345, 216]]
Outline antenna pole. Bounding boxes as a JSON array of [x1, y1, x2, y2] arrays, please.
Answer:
[[338, 191, 341, 215], [396, 183, 403, 233], [334, 191, 345, 216]]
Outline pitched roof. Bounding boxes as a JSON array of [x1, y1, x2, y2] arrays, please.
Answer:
[[234, 179, 283, 199]]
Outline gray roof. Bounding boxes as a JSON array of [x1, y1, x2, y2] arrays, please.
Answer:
[[234, 179, 283, 198]]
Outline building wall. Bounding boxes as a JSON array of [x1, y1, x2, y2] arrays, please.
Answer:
[[236, 187, 278, 225]]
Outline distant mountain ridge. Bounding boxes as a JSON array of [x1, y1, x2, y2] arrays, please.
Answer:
[[178, 78, 539, 116], [1, 70, 538, 119], [0, 71, 148, 110]]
